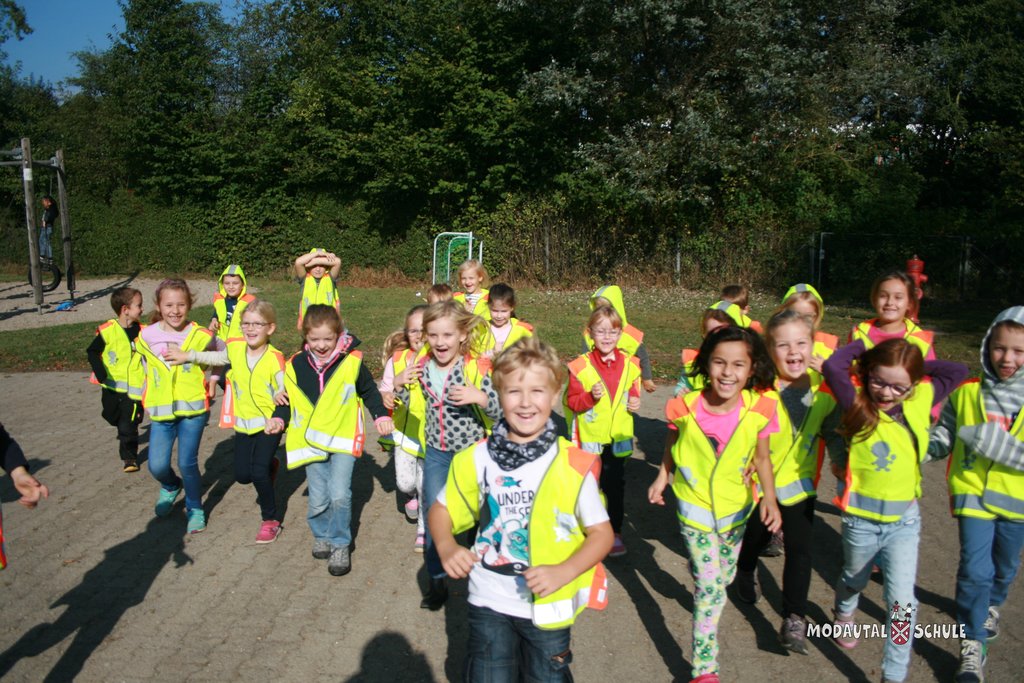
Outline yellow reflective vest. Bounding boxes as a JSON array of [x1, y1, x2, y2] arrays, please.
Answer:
[[212, 264, 254, 342], [284, 350, 366, 469], [666, 389, 777, 532], [445, 437, 609, 629], [297, 274, 340, 329], [945, 379, 1024, 520], [566, 353, 641, 457], [136, 323, 214, 421], [384, 348, 427, 457], [221, 339, 286, 435], [483, 319, 534, 356], [454, 289, 491, 319], [850, 319, 935, 359], [89, 320, 146, 400], [834, 380, 934, 523]]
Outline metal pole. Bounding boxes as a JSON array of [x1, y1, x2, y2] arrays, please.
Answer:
[[675, 241, 681, 286], [22, 138, 43, 312], [56, 149, 75, 299]]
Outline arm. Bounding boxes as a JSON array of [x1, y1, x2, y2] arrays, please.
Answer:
[[326, 252, 342, 280], [86, 333, 107, 384], [294, 252, 316, 278], [428, 500, 478, 578], [164, 348, 230, 366], [524, 520, 614, 598], [957, 423, 1024, 472], [1, 424, 48, 508], [648, 429, 677, 505], [752, 436, 782, 532], [925, 400, 958, 463], [635, 342, 654, 388], [923, 360, 970, 406], [821, 407, 848, 471], [565, 371, 597, 413], [821, 340, 866, 411]]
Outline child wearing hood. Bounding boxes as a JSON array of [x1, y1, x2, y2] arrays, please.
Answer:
[[210, 264, 255, 342], [582, 285, 656, 392], [929, 306, 1024, 683]]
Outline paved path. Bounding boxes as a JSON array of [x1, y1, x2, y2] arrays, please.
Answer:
[[0, 374, 1017, 682]]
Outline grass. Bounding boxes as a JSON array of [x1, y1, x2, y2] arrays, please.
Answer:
[[0, 279, 991, 376]]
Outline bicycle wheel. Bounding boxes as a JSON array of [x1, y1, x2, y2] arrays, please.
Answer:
[[27, 260, 62, 292]]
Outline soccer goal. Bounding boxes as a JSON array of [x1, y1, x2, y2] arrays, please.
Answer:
[[432, 231, 483, 285]]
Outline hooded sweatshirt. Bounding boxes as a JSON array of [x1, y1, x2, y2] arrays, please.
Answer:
[[582, 285, 653, 380], [930, 307, 1024, 470], [212, 264, 254, 342]]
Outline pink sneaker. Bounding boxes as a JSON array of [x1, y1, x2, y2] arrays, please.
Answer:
[[255, 520, 281, 544], [404, 496, 420, 522], [609, 534, 627, 558], [832, 610, 858, 649], [414, 533, 425, 553]]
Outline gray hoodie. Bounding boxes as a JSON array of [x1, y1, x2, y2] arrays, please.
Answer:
[[929, 306, 1024, 470]]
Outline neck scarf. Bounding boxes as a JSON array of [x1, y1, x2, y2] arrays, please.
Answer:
[[487, 418, 559, 471]]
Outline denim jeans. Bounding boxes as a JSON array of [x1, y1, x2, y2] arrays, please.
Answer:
[[464, 604, 573, 683], [147, 413, 208, 512], [834, 503, 920, 682], [956, 515, 1024, 640], [423, 445, 455, 578], [38, 225, 52, 259], [305, 453, 357, 548]]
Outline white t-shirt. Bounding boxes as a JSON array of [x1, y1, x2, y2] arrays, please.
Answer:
[[437, 441, 608, 619]]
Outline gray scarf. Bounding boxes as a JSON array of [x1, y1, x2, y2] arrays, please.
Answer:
[[487, 418, 559, 471]]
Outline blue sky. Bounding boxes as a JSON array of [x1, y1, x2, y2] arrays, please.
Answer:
[[3, 1, 240, 86]]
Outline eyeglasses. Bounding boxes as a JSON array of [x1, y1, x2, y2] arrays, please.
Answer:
[[867, 376, 911, 397], [241, 321, 269, 329], [591, 328, 621, 339]]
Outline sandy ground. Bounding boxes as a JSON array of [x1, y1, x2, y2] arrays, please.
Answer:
[[0, 277, 220, 332], [0, 374, 1018, 682]]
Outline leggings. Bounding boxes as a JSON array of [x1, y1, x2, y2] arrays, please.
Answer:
[[234, 431, 282, 521], [737, 497, 816, 618], [599, 446, 625, 533], [684, 526, 743, 678]]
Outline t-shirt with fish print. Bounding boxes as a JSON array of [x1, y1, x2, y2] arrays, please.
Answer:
[[437, 442, 608, 619]]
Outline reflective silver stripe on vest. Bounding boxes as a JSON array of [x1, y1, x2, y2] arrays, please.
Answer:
[[305, 428, 358, 454], [951, 493, 988, 514], [982, 489, 1024, 516], [172, 399, 207, 414], [394, 429, 422, 455], [580, 441, 603, 454], [717, 504, 754, 531], [147, 404, 177, 418], [286, 445, 329, 469], [103, 379, 129, 392], [845, 491, 912, 520], [611, 439, 633, 456], [128, 387, 143, 401], [533, 584, 593, 628], [234, 416, 267, 431], [777, 478, 815, 503], [676, 499, 717, 530]]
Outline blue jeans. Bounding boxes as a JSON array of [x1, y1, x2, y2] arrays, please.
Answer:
[[956, 515, 1024, 640], [464, 604, 573, 683], [148, 413, 208, 512], [423, 445, 455, 578], [38, 225, 52, 259], [305, 453, 357, 548], [834, 503, 920, 683]]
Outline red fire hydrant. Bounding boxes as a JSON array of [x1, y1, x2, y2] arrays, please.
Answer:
[[905, 254, 927, 322]]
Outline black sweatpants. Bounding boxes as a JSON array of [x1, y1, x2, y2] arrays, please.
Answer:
[[234, 431, 282, 521], [100, 390, 142, 462], [737, 497, 816, 619], [600, 446, 626, 534]]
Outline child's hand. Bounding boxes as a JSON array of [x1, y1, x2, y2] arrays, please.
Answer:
[[627, 395, 641, 412], [742, 461, 757, 486], [647, 472, 670, 506], [162, 346, 191, 366], [760, 499, 782, 533], [264, 417, 285, 435], [206, 378, 218, 399], [273, 390, 289, 406], [209, 318, 220, 333], [382, 391, 395, 411], [440, 545, 479, 579], [591, 383, 604, 400], [449, 383, 486, 407], [642, 378, 657, 393], [394, 365, 422, 387], [10, 467, 49, 509], [524, 564, 574, 598], [374, 417, 394, 436], [808, 354, 825, 373]]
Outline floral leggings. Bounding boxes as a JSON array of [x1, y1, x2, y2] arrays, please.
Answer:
[[683, 525, 744, 678]]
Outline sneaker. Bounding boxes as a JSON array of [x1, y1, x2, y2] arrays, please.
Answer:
[[689, 674, 720, 683], [954, 638, 986, 683], [609, 533, 627, 558], [761, 531, 784, 557], [778, 615, 809, 655], [734, 569, 760, 604], [983, 606, 1000, 642], [187, 508, 206, 534], [405, 496, 420, 522], [255, 520, 281, 544], [421, 577, 448, 610], [832, 610, 858, 649], [312, 539, 332, 560], [123, 459, 140, 473], [414, 533, 425, 553], [328, 546, 351, 576], [154, 486, 182, 517]]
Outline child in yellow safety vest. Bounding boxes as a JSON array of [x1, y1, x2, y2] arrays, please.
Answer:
[[822, 338, 967, 682], [293, 248, 341, 329], [927, 307, 1024, 681], [649, 325, 781, 683], [452, 259, 490, 318], [136, 279, 222, 535], [566, 305, 642, 558], [720, 283, 763, 332], [87, 286, 145, 473], [379, 304, 428, 550], [777, 282, 839, 371], [674, 301, 751, 396], [164, 300, 288, 545], [734, 310, 844, 654], [481, 283, 533, 357], [849, 270, 936, 360], [582, 284, 656, 392], [393, 300, 502, 609], [428, 336, 613, 677]]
